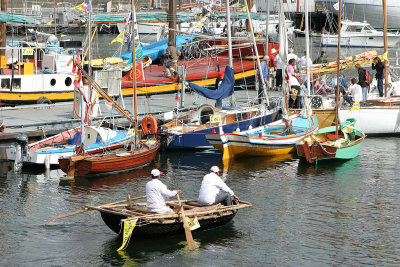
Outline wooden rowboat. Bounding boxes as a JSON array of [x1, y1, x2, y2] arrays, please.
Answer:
[[59, 140, 159, 176], [296, 118, 366, 164], [90, 199, 252, 238]]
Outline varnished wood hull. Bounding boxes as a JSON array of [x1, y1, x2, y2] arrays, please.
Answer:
[[59, 141, 159, 176]]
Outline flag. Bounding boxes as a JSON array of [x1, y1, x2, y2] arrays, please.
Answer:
[[186, 216, 200, 231], [333, 1, 344, 11], [175, 91, 181, 102], [117, 219, 137, 251], [73, 2, 85, 11], [109, 31, 124, 45], [126, 44, 144, 64], [45, 21, 52, 26], [350, 100, 360, 112], [251, 4, 257, 13], [383, 51, 388, 61], [212, 0, 222, 7], [49, 14, 53, 19], [119, 62, 144, 82]]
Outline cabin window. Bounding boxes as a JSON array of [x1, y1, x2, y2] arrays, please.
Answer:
[[12, 78, 21, 89], [50, 78, 56, 86], [1, 79, 10, 89], [65, 77, 72, 87], [346, 26, 363, 32], [242, 112, 249, 120]]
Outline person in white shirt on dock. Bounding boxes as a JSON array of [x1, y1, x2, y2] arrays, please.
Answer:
[[146, 169, 181, 213], [343, 78, 363, 106], [198, 166, 239, 206]]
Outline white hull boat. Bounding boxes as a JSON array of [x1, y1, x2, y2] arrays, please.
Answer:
[[6, 126, 134, 165], [339, 107, 400, 135], [316, 0, 400, 30], [321, 20, 400, 48]]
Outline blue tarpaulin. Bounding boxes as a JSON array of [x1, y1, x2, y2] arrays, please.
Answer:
[[120, 35, 195, 61], [188, 66, 235, 100]]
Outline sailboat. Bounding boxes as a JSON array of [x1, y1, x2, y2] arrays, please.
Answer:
[[160, 0, 278, 150], [58, 4, 159, 177], [296, 0, 365, 164], [206, 0, 318, 159]]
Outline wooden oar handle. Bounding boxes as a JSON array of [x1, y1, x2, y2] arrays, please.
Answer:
[[47, 208, 89, 221]]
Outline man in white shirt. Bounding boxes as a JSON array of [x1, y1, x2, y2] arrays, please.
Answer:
[[343, 78, 363, 105], [198, 166, 239, 206], [287, 48, 299, 65], [274, 54, 283, 88], [146, 169, 181, 213]]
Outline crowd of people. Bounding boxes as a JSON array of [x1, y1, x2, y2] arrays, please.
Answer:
[[255, 47, 391, 107]]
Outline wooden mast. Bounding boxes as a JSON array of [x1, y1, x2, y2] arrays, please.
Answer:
[[335, 0, 342, 138], [383, 0, 389, 98], [132, 0, 138, 148], [168, 0, 176, 47], [53, 0, 56, 36], [1, 0, 6, 57]]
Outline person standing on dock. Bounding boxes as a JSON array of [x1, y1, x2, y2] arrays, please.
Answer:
[[298, 51, 312, 83], [372, 57, 385, 97], [287, 48, 299, 68], [274, 52, 283, 90], [257, 56, 269, 104], [355, 64, 369, 102], [146, 169, 182, 213], [198, 166, 239, 206], [269, 49, 277, 88], [163, 43, 181, 79]]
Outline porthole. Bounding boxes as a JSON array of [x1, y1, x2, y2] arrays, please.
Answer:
[[50, 79, 56, 86], [65, 77, 72, 87]]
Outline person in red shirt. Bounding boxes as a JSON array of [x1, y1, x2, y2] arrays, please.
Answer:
[[268, 48, 277, 89]]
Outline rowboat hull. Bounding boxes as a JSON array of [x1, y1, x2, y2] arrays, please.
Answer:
[[58, 141, 159, 176], [296, 119, 366, 163], [100, 210, 236, 238]]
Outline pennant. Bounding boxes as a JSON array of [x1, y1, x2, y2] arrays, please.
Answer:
[[175, 91, 181, 102], [73, 2, 85, 11], [186, 216, 200, 231], [117, 219, 137, 251], [109, 31, 124, 45], [383, 52, 388, 61], [349, 100, 360, 112], [45, 21, 52, 26], [119, 63, 144, 82]]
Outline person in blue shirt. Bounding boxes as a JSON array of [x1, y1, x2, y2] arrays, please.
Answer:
[[257, 55, 269, 104]]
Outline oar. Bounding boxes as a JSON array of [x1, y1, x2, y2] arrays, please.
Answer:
[[176, 194, 196, 251], [48, 195, 146, 221]]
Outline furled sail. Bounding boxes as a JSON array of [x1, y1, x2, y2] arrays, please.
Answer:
[[188, 66, 234, 100]]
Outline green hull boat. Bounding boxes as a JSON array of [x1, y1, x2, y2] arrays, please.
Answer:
[[296, 118, 366, 164]]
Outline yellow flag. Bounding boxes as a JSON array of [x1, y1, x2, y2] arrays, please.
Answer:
[[45, 21, 52, 26], [73, 2, 85, 11], [350, 100, 360, 111], [117, 219, 137, 251], [109, 31, 124, 45], [383, 52, 388, 61], [186, 216, 200, 231]]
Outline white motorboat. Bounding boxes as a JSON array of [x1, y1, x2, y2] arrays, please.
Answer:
[[321, 20, 400, 48], [316, 0, 400, 30], [6, 126, 135, 165]]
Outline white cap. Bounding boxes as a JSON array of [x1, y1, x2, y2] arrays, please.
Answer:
[[210, 166, 220, 173], [151, 169, 163, 176], [289, 48, 294, 53], [271, 48, 277, 54]]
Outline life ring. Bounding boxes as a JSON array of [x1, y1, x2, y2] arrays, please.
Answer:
[[141, 115, 158, 135]]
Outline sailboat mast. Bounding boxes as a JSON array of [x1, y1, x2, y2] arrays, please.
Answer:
[[335, 0, 342, 138], [1, 0, 6, 58], [168, 0, 176, 47], [53, 0, 56, 37], [304, 0, 311, 97], [383, 0, 388, 98], [244, 0, 269, 105], [226, 0, 233, 68], [265, 0, 270, 55], [132, 0, 138, 148]]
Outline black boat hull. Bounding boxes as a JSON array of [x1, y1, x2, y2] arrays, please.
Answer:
[[99, 210, 237, 238]]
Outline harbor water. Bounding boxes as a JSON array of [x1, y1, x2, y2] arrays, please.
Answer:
[[1, 138, 400, 265], [1, 33, 400, 266]]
